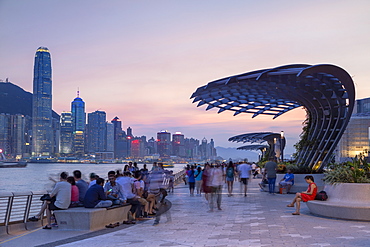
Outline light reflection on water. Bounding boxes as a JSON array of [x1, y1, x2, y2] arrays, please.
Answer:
[[0, 163, 185, 193]]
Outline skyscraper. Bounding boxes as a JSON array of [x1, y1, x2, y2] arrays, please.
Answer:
[[86, 110, 106, 153], [172, 132, 185, 157], [71, 91, 86, 156], [60, 112, 73, 154], [157, 130, 171, 157], [32, 47, 52, 156]]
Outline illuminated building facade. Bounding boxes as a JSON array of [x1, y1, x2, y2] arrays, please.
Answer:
[[336, 97, 370, 162], [60, 112, 73, 154], [32, 47, 53, 156], [71, 92, 86, 156], [86, 110, 107, 153], [157, 130, 171, 157], [192, 64, 355, 169], [131, 136, 146, 158], [106, 122, 114, 152], [172, 132, 185, 157]]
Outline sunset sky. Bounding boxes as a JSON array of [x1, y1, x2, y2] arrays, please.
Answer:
[[1, 0, 370, 156]]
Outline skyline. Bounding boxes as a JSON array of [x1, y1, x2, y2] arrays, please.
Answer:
[[1, 0, 370, 156]]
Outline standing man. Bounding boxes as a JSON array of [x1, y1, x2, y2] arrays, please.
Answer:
[[209, 164, 223, 212], [264, 157, 278, 194], [237, 162, 252, 197]]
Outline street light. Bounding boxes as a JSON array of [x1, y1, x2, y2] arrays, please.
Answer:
[[280, 131, 284, 162]]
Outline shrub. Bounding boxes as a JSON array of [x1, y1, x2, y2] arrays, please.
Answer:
[[323, 155, 370, 184]]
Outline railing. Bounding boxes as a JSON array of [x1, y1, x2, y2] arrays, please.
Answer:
[[173, 169, 186, 185], [0, 191, 46, 234], [0, 169, 186, 235]]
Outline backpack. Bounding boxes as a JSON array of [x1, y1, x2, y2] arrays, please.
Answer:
[[315, 191, 328, 201], [226, 167, 234, 178]]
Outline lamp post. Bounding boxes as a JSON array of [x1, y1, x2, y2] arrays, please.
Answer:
[[280, 131, 284, 163]]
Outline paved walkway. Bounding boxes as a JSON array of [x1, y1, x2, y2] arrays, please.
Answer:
[[1, 178, 370, 247]]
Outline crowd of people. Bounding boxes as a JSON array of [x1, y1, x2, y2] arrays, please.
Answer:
[[29, 159, 318, 230], [184, 159, 317, 216], [184, 161, 256, 212], [29, 162, 173, 229]]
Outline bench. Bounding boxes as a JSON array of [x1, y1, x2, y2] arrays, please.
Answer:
[[306, 183, 370, 221], [53, 204, 131, 230]]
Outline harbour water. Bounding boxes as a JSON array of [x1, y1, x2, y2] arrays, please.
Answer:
[[0, 163, 186, 193]]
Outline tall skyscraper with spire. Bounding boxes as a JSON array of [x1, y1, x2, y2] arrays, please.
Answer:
[[32, 47, 52, 156], [71, 90, 86, 156]]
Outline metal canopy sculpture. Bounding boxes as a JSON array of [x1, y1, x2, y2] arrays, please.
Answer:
[[237, 145, 269, 151], [236, 145, 269, 161], [229, 132, 285, 161], [191, 64, 355, 170]]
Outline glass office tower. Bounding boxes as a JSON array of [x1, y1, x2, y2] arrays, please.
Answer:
[[71, 92, 86, 156], [86, 111, 107, 153], [60, 112, 73, 154], [32, 47, 52, 156]]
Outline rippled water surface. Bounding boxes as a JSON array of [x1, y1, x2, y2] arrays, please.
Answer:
[[0, 163, 185, 193]]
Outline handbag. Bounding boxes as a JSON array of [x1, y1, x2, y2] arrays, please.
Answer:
[[40, 194, 52, 201]]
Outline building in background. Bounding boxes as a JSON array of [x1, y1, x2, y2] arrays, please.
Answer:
[[86, 110, 107, 153], [131, 136, 146, 158], [172, 132, 185, 157], [71, 91, 86, 157], [106, 122, 114, 152], [336, 97, 370, 162], [157, 130, 171, 157], [0, 114, 10, 158], [184, 137, 199, 160], [146, 137, 157, 155], [111, 116, 130, 159], [32, 47, 53, 156], [60, 112, 73, 154], [200, 137, 217, 160]]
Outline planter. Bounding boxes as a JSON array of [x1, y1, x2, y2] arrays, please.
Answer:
[[307, 183, 370, 221], [324, 183, 370, 203]]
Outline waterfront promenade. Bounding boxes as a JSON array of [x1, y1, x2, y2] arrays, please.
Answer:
[[1, 178, 369, 247]]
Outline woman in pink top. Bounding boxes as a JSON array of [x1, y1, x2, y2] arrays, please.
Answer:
[[67, 176, 80, 207]]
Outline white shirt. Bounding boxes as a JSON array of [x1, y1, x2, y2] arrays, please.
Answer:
[[210, 167, 223, 186], [116, 176, 135, 199], [50, 181, 71, 209]]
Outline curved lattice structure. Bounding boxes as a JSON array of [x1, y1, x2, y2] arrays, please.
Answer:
[[191, 64, 355, 169], [229, 132, 285, 160], [237, 144, 269, 161], [237, 145, 269, 151]]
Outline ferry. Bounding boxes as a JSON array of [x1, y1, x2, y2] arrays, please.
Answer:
[[0, 161, 27, 168]]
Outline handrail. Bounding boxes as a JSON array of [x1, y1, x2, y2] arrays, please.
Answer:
[[0, 191, 45, 234], [173, 169, 186, 185], [1, 170, 186, 235]]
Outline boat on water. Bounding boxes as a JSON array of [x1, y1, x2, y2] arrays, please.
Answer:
[[0, 161, 27, 168], [162, 164, 175, 168]]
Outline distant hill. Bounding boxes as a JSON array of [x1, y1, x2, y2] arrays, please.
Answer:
[[0, 82, 59, 119], [216, 146, 259, 162]]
